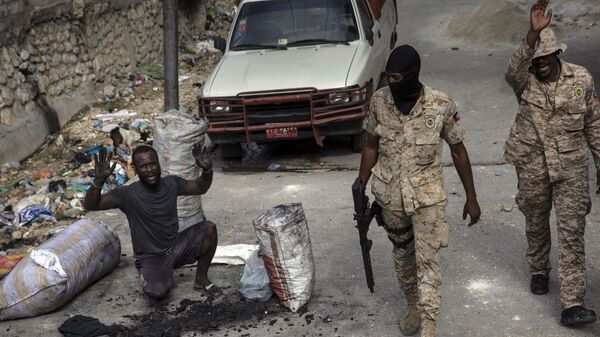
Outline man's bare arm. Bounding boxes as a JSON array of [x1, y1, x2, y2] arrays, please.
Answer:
[[84, 186, 118, 211], [450, 142, 481, 226], [183, 169, 213, 195], [358, 133, 380, 185]]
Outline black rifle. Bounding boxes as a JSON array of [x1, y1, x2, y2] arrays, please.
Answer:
[[352, 178, 384, 293]]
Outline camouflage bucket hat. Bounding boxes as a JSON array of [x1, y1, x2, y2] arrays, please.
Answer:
[[534, 28, 567, 59]]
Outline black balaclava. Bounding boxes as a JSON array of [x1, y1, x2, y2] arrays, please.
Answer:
[[386, 45, 422, 115]]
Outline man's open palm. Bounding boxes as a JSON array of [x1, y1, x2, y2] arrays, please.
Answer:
[[531, 0, 552, 33], [94, 148, 116, 183], [193, 143, 212, 171]]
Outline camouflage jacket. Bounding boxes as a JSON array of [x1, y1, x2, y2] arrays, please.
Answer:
[[364, 85, 465, 214], [504, 38, 600, 182]]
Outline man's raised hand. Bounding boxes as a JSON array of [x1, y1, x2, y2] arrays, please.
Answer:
[[94, 147, 116, 184], [531, 0, 552, 33], [193, 142, 212, 171]]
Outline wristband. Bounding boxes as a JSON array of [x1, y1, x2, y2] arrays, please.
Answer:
[[90, 179, 104, 189]]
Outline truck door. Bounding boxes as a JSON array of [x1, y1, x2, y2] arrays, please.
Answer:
[[356, 0, 386, 85]]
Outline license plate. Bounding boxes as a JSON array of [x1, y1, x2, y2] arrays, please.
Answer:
[[266, 127, 298, 139]]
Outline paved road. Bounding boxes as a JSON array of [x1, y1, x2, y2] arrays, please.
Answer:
[[4, 167, 600, 336]]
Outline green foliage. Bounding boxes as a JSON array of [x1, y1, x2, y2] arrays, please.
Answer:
[[139, 64, 164, 80]]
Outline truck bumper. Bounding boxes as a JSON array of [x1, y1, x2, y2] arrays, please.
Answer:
[[199, 83, 371, 146]]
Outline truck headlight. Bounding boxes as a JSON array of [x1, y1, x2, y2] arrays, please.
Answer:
[[327, 92, 351, 105], [209, 101, 231, 113]]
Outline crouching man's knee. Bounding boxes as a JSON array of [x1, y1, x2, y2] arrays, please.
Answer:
[[143, 284, 170, 300], [203, 221, 218, 240]]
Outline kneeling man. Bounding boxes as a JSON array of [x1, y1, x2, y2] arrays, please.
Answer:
[[84, 145, 222, 300]]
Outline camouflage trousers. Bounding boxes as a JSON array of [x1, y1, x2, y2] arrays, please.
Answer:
[[381, 203, 448, 324], [515, 168, 590, 309]]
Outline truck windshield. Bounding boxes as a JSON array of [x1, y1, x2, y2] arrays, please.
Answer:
[[230, 0, 359, 51]]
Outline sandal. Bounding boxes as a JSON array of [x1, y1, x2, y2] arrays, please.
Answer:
[[194, 282, 223, 299]]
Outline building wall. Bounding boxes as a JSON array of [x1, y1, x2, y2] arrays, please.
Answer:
[[0, 0, 206, 164]]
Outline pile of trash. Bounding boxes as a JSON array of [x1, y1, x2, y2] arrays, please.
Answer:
[[0, 76, 160, 279], [206, 0, 237, 34], [0, 0, 236, 280], [0, 109, 150, 279]]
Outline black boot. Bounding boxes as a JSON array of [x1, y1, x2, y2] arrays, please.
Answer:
[[530, 274, 549, 295], [560, 306, 597, 326]]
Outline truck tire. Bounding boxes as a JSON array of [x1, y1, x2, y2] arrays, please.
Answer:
[[351, 131, 367, 153], [220, 142, 243, 159]]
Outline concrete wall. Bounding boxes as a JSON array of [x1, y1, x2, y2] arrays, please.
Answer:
[[0, 0, 206, 164]]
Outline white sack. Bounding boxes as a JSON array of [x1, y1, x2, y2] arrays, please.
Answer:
[[0, 219, 121, 320], [154, 109, 207, 225]]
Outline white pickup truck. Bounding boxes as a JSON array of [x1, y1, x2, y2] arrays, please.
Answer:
[[199, 0, 398, 157]]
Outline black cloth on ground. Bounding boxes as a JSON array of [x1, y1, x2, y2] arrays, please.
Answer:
[[58, 315, 127, 337]]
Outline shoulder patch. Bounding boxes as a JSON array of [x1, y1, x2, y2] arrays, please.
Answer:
[[574, 84, 585, 99]]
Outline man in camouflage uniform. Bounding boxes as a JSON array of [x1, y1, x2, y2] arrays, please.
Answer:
[[354, 45, 481, 337], [504, 0, 599, 326]]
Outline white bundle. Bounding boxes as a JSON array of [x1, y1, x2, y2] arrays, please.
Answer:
[[154, 109, 207, 228]]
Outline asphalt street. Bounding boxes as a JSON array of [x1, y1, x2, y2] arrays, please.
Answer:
[[3, 1, 600, 336]]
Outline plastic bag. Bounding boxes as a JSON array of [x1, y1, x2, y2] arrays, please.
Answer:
[[154, 109, 207, 228], [0, 256, 22, 276], [239, 250, 273, 302], [213, 244, 259, 265], [16, 205, 55, 227], [0, 219, 121, 320], [253, 203, 315, 312], [30, 250, 67, 277]]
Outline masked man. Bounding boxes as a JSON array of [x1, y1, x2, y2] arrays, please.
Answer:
[[354, 45, 481, 337], [504, 0, 599, 326]]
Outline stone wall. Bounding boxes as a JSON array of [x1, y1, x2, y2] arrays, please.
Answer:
[[0, 0, 206, 164]]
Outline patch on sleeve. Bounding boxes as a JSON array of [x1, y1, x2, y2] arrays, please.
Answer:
[[452, 111, 461, 123], [574, 84, 585, 99]]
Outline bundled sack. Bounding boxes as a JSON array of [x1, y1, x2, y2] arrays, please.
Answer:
[[239, 250, 273, 302], [0, 219, 121, 320], [253, 203, 315, 312], [154, 109, 207, 229]]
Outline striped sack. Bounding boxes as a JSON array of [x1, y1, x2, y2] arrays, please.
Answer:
[[0, 219, 121, 320], [253, 203, 315, 312]]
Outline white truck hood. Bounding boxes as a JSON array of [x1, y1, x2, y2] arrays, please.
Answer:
[[207, 44, 358, 97]]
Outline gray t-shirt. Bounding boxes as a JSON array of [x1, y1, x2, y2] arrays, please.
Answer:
[[108, 175, 188, 258]]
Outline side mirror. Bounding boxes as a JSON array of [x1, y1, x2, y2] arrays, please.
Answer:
[[365, 29, 374, 46], [213, 36, 227, 53]]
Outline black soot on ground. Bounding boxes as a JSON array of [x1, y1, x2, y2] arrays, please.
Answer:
[[123, 297, 285, 337]]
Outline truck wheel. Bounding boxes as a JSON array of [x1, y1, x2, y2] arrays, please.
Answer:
[[351, 131, 367, 153], [220, 143, 243, 159]]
